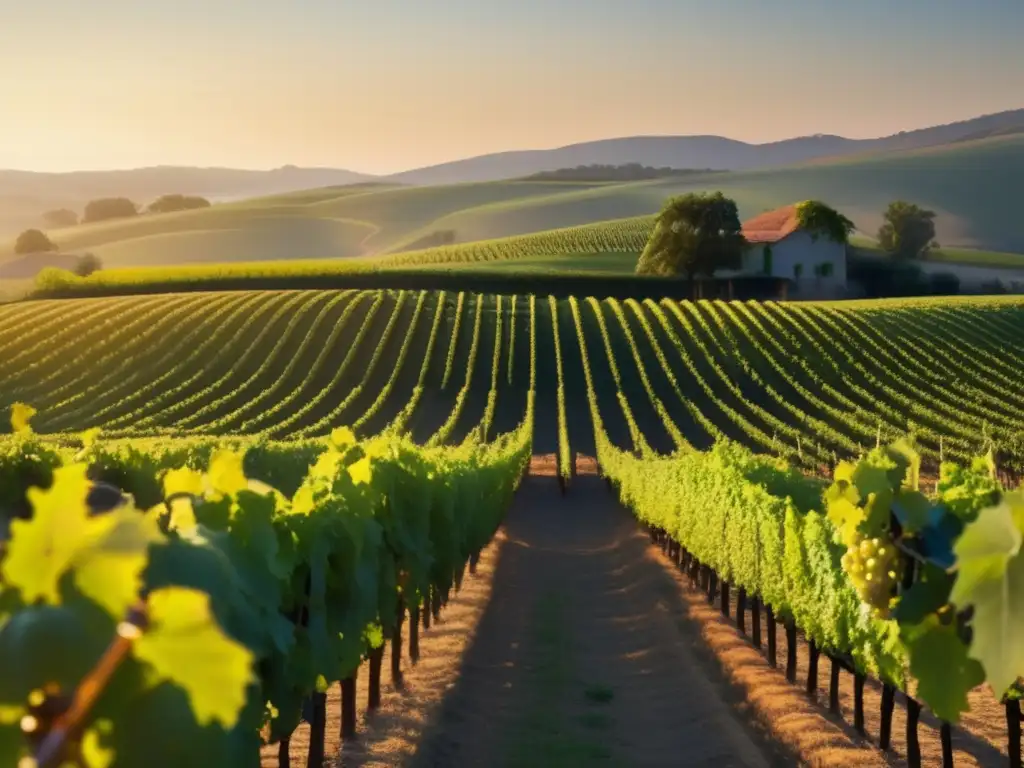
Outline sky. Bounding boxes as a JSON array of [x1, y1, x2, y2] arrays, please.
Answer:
[[2, 0, 1022, 174]]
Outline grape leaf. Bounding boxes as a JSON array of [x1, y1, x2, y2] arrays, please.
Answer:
[[167, 497, 197, 532], [891, 490, 932, 534], [330, 427, 356, 448], [348, 457, 373, 486], [894, 565, 954, 625], [949, 501, 1024, 694], [73, 508, 162, 617], [79, 427, 102, 451], [2, 464, 94, 605], [164, 467, 204, 499], [886, 439, 920, 491], [133, 587, 255, 728], [206, 449, 248, 498], [10, 402, 35, 435], [0, 605, 104, 698], [310, 450, 343, 482], [852, 460, 894, 499], [950, 500, 1021, 600], [908, 619, 984, 722]]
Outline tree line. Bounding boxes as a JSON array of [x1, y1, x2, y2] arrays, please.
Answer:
[[12, 194, 214, 268], [523, 163, 720, 182], [41, 193, 212, 230]]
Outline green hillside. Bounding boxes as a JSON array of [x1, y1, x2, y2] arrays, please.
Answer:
[[3, 135, 1021, 274], [434, 135, 1024, 254], [0, 181, 609, 269]]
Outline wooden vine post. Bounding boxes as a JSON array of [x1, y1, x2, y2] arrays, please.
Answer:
[[341, 669, 358, 742], [906, 697, 922, 767], [368, 644, 384, 711], [1006, 699, 1022, 768], [307, 692, 327, 768], [392, 597, 405, 687]]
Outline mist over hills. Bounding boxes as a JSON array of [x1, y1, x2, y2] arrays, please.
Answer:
[[1, 108, 1020, 239], [0, 166, 377, 236]]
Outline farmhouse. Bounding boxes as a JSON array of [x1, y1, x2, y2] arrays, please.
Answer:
[[740, 204, 847, 294]]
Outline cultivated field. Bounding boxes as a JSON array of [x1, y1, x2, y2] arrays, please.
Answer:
[[4, 291, 1024, 472], [2, 288, 1022, 767]]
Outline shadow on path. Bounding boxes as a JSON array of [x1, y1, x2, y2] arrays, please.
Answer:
[[410, 474, 785, 768]]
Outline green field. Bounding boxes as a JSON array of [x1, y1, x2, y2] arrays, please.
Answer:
[[3, 134, 1022, 277], [4, 289, 1024, 472]]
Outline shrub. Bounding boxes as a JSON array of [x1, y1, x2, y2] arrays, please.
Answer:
[[83, 197, 139, 223], [75, 253, 102, 277], [147, 194, 211, 214], [42, 208, 78, 228], [14, 229, 57, 255]]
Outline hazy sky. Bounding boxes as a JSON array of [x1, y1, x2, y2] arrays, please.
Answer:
[[3, 0, 1022, 174]]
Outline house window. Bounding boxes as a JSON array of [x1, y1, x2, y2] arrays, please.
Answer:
[[762, 245, 773, 275], [817, 262, 834, 278], [793, 263, 803, 279]]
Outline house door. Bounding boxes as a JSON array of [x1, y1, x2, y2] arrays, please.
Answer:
[[762, 245, 773, 275]]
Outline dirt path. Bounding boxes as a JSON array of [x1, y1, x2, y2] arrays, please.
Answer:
[[258, 458, 1012, 767], [408, 472, 783, 768]]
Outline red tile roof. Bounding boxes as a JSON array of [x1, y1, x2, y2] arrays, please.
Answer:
[[742, 204, 801, 244]]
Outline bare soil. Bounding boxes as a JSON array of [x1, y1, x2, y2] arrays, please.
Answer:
[[406, 469, 787, 768]]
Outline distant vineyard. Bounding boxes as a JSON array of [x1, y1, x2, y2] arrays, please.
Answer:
[[3, 291, 1024, 473], [31, 217, 655, 296]]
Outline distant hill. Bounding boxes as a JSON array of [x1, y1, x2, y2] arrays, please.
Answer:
[[386, 108, 1024, 185], [422, 134, 1024, 254], [4, 132, 1021, 274], [521, 164, 720, 182], [0, 166, 379, 236]]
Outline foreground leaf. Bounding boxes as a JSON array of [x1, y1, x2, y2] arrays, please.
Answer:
[[908, 620, 984, 722], [950, 501, 1024, 694], [133, 587, 255, 728]]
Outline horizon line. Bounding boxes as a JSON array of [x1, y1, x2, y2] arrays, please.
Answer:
[[4, 105, 1021, 177]]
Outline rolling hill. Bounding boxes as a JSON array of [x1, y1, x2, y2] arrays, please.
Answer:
[[423, 134, 1024, 254], [2, 129, 1022, 277], [0, 166, 379, 237], [384, 108, 1024, 185], [3, 107, 1021, 242]]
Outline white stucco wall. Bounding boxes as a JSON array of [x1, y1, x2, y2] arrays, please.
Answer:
[[743, 231, 847, 288]]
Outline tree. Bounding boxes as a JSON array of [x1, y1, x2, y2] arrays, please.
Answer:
[[929, 272, 960, 296], [74, 253, 102, 277], [147, 194, 211, 214], [878, 201, 937, 259], [635, 192, 745, 287], [42, 208, 78, 228], [794, 200, 855, 243], [82, 197, 139, 223], [14, 229, 57, 255]]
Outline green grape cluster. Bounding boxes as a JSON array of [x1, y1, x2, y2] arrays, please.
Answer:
[[841, 535, 901, 616]]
